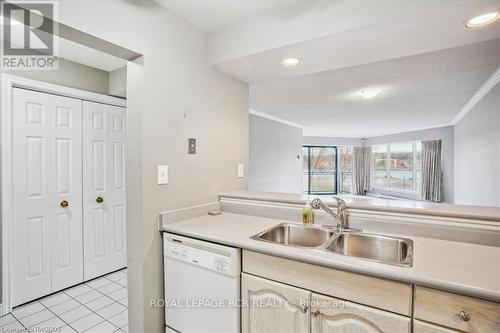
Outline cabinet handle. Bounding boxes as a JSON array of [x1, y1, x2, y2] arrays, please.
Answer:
[[60, 200, 69, 208], [458, 311, 470, 322], [300, 305, 308, 313], [96, 196, 104, 203], [311, 309, 320, 317]]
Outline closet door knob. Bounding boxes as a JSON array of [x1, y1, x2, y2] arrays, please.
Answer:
[[60, 200, 69, 208], [96, 197, 104, 203]]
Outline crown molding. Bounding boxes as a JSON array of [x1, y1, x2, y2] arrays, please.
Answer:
[[452, 66, 500, 125], [249, 109, 304, 129]]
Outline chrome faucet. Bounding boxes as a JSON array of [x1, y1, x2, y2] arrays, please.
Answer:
[[311, 197, 347, 232]]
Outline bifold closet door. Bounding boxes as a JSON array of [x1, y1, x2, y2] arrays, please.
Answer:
[[50, 95, 84, 292], [83, 101, 127, 281], [12, 88, 83, 306]]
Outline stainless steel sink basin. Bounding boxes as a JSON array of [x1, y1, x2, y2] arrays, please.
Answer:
[[250, 223, 335, 248], [250, 223, 413, 267], [325, 232, 413, 267]]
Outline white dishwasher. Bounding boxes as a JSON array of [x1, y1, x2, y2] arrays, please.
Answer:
[[163, 233, 241, 333]]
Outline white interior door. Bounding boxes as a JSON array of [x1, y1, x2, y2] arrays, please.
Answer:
[[12, 88, 83, 305], [12, 88, 52, 306], [50, 95, 84, 292], [83, 101, 126, 280]]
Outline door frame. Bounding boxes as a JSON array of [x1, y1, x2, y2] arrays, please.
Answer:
[[0, 74, 126, 314]]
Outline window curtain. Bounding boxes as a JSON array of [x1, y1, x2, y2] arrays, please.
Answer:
[[420, 140, 443, 202], [352, 146, 372, 195]]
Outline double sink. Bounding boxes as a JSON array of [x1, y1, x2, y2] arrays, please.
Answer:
[[250, 223, 413, 267]]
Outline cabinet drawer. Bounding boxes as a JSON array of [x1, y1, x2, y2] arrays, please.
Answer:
[[312, 293, 410, 333], [414, 320, 461, 333], [414, 286, 500, 333], [242, 250, 412, 316]]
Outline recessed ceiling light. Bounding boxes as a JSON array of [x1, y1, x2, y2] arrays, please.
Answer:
[[281, 57, 302, 67], [357, 89, 381, 99], [465, 12, 500, 28]]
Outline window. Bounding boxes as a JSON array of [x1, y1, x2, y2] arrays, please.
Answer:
[[389, 143, 414, 190], [372, 142, 421, 192], [339, 146, 353, 194], [416, 141, 422, 188], [303, 146, 337, 194], [373, 145, 388, 188]]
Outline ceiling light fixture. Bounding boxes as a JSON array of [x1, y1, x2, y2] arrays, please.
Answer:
[[465, 12, 500, 28], [357, 89, 381, 99], [280, 57, 302, 67]]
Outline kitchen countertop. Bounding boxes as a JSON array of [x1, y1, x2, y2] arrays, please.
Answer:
[[161, 212, 500, 303], [220, 190, 500, 222]]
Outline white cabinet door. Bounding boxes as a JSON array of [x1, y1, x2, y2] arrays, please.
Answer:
[[83, 101, 126, 280], [50, 95, 84, 292], [310, 293, 410, 333], [241, 273, 310, 333], [12, 88, 83, 305]]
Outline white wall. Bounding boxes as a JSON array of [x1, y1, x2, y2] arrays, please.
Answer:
[[454, 84, 500, 207], [108, 66, 127, 98], [3, 58, 110, 94], [249, 114, 303, 193], [365, 126, 454, 203], [303, 136, 362, 146], [56, 2, 249, 332]]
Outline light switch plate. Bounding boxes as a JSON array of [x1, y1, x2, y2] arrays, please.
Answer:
[[158, 165, 168, 185], [237, 164, 244, 178]]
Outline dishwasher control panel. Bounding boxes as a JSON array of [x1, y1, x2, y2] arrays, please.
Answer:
[[163, 233, 240, 277]]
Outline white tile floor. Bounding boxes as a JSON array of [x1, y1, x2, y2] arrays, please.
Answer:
[[1, 269, 128, 333]]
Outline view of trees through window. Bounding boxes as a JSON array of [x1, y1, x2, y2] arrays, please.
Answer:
[[373, 142, 422, 192], [303, 146, 337, 194], [303, 143, 421, 195], [302, 146, 353, 195], [339, 146, 353, 194], [373, 145, 388, 188]]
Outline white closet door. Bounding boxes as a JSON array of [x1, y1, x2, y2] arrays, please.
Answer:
[[107, 105, 127, 271], [50, 95, 84, 292], [12, 88, 83, 305], [83, 101, 126, 280], [12, 88, 52, 306]]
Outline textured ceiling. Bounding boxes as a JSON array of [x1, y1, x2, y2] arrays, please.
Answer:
[[209, 0, 500, 83], [250, 39, 500, 137], [159, 0, 303, 33]]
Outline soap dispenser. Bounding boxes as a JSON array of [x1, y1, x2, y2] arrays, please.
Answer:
[[302, 200, 314, 225]]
